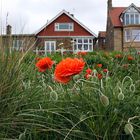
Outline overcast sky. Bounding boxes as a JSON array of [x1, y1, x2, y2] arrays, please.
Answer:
[[0, 0, 140, 35]]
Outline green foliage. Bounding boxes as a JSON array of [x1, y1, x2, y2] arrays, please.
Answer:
[[0, 49, 140, 140]]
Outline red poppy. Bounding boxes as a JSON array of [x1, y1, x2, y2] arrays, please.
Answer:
[[77, 51, 87, 56], [86, 68, 92, 74], [103, 69, 108, 73], [54, 58, 85, 84], [115, 54, 123, 59], [97, 64, 102, 68], [97, 73, 103, 80], [36, 57, 54, 72], [85, 73, 91, 79], [127, 55, 134, 61]]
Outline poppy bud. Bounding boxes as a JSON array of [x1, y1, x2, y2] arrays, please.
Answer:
[[118, 93, 124, 100], [49, 91, 58, 101], [93, 69, 97, 74], [124, 123, 133, 135], [100, 94, 109, 107]]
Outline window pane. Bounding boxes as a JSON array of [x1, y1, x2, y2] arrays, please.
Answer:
[[55, 23, 73, 31], [132, 30, 140, 41], [125, 30, 131, 42], [78, 39, 82, 43], [89, 39, 92, 43], [84, 44, 88, 50], [130, 14, 134, 24], [59, 24, 69, 29], [84, 39, 88, 43], [89, 45, 92, 50], [46, 43, 50, 50], [125, 14, 129, 25], [78, 44, 82, 50], [135, 14, 139, 24]]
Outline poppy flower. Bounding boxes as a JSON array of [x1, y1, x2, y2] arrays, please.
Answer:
[[103, 69, 108, 73], [77, 51, 87, 56], [54, 58, 85, 84], [97, 73, 103, 79], [36, 57, 54, 72], [115, 54, 123, 59], [127, 55, 134, 61], [85, 73, 91, 79], [97, 64, 102, 68], [86, 68, 92, 74]]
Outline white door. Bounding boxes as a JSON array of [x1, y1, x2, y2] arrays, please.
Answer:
[[45, 41, 56, 54]]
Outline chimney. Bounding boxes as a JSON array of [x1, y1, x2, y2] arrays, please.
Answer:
[[71, 14, 74, 17], [6, 25, 12, 35], [108, 0, 112, 10]]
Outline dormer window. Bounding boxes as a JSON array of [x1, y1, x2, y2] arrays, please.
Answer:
[[124, 13, 140, 25], [55, 23, 74, 31], [124, 6, 140, 25]]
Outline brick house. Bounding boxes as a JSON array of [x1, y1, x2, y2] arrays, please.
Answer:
[[0, 25, 35, 52], [105, 0, 140, 51], [1, 10, 97, 54], [35, 10, 97, 54]]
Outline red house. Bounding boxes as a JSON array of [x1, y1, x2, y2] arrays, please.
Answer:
[[35, 10, 97, 54]]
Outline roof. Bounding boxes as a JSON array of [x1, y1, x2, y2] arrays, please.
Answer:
[[1, 34, 35, 37], [35, 10, 97, 37], [98, 31, 106, 38], [109, 3, 140, 27], [109, 7, 126, 27]]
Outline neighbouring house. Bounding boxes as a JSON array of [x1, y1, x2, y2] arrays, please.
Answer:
[[0, 25, 35, 52], [98, 31, 106, 50], [35, 10, 97, 54], [0, 10, 97, 54], [105, 0, 140, 51], [0, 25, 36, 52]]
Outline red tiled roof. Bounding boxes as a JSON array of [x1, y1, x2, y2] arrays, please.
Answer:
[[109, 7, 126, 27], [98, 31, 106, 37]]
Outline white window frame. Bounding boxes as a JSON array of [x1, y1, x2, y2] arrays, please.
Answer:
[[44, 41, 56, 54], [73, 38, 93, 52], [124, 12, 140, 25], [125, 29, 140, 42], [55, 23, 74, 31], [13, 39, 23, 50]]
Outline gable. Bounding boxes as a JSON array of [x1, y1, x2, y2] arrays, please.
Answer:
[[36, 10, 96, 37], [109, 4, 140, 27], [120, 4, 140, 25]]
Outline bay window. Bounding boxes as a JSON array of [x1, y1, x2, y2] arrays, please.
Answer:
[[73, 38, 93, 52], [125, 29, 140, 42], [124, 13, 140, 25]]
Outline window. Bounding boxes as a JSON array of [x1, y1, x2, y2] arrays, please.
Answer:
[[13, 40, 23, 50], [55, 23, 74, 31], [125, 30, 131, 42], [73, 38, 93, 52], [125, 29, 140, 42], [135, 14, 139, 24], [125, 14, 129, 25], [124, 13, 140, 25], [132, 30, 140, 41], [44, 41, 56, 54]]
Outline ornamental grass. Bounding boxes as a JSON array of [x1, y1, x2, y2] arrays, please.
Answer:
[[0, 45, 140, 140]]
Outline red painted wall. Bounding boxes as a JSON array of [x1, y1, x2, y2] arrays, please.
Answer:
[[37, 13, 93, 36]]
